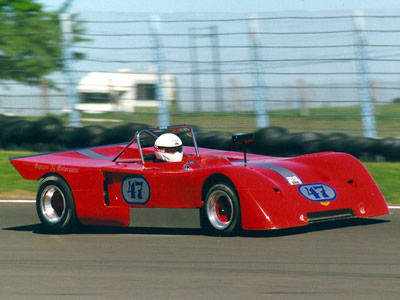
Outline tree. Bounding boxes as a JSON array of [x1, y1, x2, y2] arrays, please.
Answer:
[[0, 0, 86, 87]]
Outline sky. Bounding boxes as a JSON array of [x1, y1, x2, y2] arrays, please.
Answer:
[[5, 0, 400, 118], [38, 0, 400, 14]]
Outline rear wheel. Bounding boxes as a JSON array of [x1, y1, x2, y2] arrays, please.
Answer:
[[36, 176, 78, 233], [203, 183, 241, 236]]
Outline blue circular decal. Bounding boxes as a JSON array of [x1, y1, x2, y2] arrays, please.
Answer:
[[121, 175, 151, 205], [298, 183, 337, 202]]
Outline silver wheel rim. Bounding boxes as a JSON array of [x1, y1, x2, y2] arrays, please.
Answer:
[[40, 185, 66, 223], [206, 190, 233, 230]]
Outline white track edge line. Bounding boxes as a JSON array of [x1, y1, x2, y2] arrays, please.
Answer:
[[0, 200, 35, 203], [0, 200, 399, 209]]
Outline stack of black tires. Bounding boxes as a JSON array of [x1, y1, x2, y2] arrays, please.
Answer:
[[0, 115, 399, 161], [0, 115, 148, 152]]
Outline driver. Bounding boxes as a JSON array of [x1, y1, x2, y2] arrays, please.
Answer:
[[154, 133, 183, 162]]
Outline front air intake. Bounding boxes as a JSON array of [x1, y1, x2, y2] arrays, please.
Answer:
[[307, 209, 355, 223]]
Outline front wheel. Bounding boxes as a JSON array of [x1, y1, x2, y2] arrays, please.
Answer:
[[202, 183, 241, 236], [36, 176, 78, 233]]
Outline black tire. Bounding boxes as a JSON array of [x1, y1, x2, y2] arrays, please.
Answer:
[[202, 183, 241, 236], [36, 176, 78, 233]]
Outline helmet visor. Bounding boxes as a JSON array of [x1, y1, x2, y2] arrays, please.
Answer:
[[157, 145, 183, 154]]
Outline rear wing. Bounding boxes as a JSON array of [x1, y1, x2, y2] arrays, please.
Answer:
[[232, 133, 254, 165], [232, 133, 254, 144]]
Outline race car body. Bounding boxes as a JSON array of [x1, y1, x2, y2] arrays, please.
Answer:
[[9, 125, 389, 235]]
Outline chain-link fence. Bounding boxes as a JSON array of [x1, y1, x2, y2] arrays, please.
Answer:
[[1, 10, 400, 137]]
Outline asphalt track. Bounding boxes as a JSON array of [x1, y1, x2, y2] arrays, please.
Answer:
[[0, 201, 399, 299]]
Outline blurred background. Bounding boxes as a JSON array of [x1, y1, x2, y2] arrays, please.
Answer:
[[3, 0, 400, 205], [1, 0, 400, 138]]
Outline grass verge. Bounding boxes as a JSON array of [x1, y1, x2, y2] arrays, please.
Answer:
[[364, 162, 400, 205], [0, 151, 38, 199], [1, 151, 398, 204], [26, 102, 400, 136]]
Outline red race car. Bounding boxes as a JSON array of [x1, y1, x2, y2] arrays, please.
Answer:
[[10, 124, 389, 235]]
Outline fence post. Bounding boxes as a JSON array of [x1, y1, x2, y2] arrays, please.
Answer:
[[189, 27, 202, 111], [149, 15, 170, 127], [60, 13, 81, 127], [210, 25, 224, 111], [297, 79, 309, 116], [248, 14, 269, 128], [353, 10, 377, 138]]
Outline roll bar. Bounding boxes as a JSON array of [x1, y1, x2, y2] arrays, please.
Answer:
[[112, 124, 200, 163]]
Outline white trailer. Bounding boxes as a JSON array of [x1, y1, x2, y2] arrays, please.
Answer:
[[77, 69, 176, 113]]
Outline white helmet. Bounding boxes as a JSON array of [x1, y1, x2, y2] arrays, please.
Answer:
[[154, 133, 183, 162]]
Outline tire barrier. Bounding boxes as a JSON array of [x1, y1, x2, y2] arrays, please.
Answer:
[[104, 123, 149, 145], [0, 115, 398, 161], [284, 132, 324, 156], [375, 138, 400, 161], [321, 133, 350, 153], [253, 127, 289, 155], [196, 131, 242, 151], [0, 116, 149, 152], [0, 117, 33, 150]]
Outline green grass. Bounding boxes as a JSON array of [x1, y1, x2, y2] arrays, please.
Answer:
[[1, 151, 399, 204], [364, 162, 400, 205], [0, 151, 39, 196], [37, 102, 400, 136]]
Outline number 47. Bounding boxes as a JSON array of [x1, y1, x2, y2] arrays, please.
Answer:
[[306, 185, 329, 199], [127, 180, 143, 199]]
